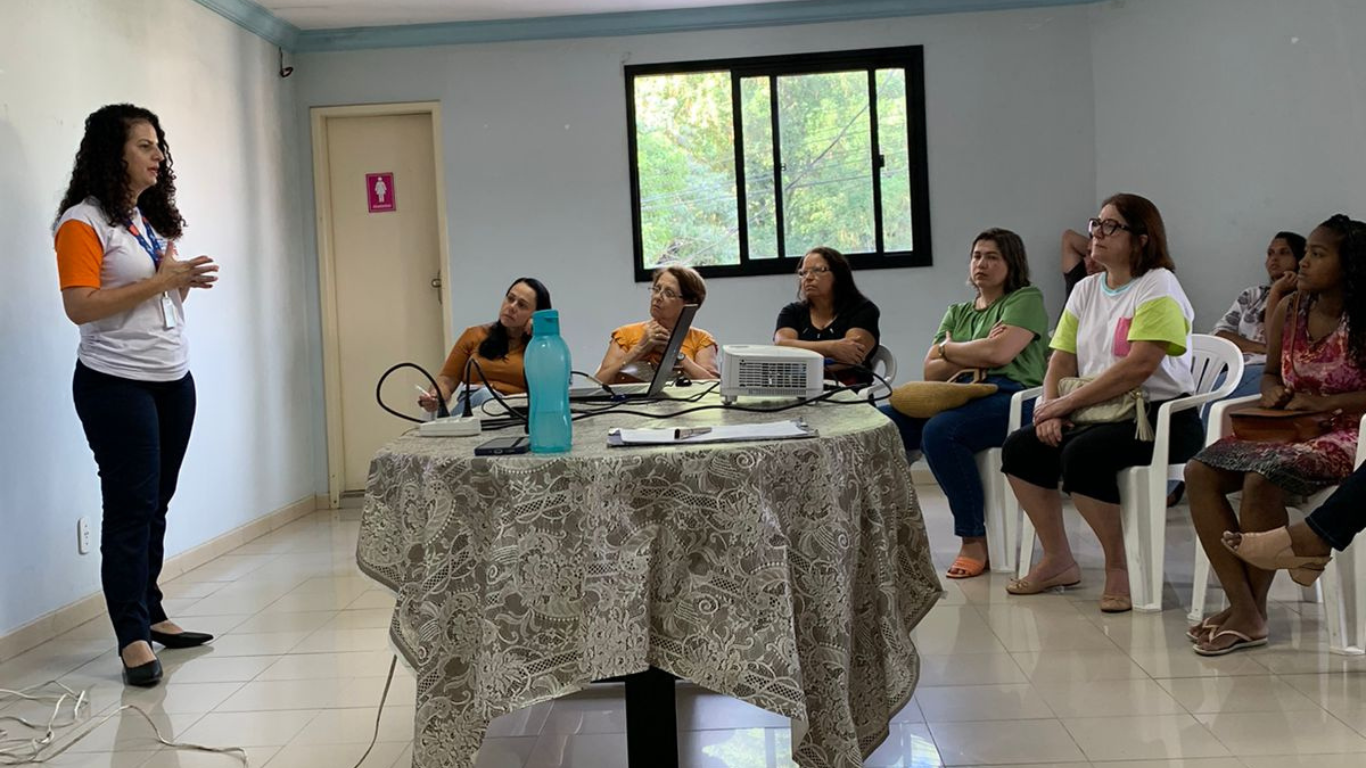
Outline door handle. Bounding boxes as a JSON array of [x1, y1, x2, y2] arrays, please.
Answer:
[[431, 274, 442, 304]]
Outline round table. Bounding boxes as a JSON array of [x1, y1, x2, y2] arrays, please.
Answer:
[[357, 392, 942, 768]]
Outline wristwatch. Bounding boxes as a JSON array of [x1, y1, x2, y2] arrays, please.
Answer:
[[935, 342, 949, 362]]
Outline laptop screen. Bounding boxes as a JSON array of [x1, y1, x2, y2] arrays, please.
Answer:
[[645, 304, 699, 397]]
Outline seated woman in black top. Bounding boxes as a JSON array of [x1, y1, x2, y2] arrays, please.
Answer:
[[774, 246, 881, 386]]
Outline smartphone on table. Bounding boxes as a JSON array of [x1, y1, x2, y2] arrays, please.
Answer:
[[474, 436, 530, 456]]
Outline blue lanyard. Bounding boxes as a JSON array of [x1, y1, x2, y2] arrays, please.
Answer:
[[126, 214, 163, 267]]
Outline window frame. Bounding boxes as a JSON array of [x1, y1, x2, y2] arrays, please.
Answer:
[[625, 45, 931, 282]]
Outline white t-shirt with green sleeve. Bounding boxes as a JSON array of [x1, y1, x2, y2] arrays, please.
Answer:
[[1050, 268, 1196, 401]]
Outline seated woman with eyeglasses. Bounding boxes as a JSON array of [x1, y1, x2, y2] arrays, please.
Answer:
[[999, 194, 1203, 613], [774, 247, 881, 386], [595, 265, 719, 385]]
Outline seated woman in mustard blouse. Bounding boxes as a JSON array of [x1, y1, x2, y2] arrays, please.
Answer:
[[418, 277, 552, 412], [595, 265, 719, 385]]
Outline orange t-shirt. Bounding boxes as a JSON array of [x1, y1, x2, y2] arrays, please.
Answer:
[[438, 325, 528, 395], [609, 322, 718, 382]]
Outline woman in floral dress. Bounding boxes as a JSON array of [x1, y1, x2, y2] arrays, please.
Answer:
[[1184, 214, 1366, 655]]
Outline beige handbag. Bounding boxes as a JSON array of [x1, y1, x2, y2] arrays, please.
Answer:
[[1058, 376, 1154, 441], [890, 369, 999, 419]]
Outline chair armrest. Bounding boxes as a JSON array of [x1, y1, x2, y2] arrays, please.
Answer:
[[1357, 414, 1366, 468], [1008, 386, 1045, 431], [1206, 394, 1263, 446]]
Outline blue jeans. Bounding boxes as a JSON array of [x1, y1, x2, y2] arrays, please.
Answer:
[[1306, 462, 1366, 551], [454, 386, 497, 415], [1202, 362, 1265, 431], [879, 377, 1029, 538]]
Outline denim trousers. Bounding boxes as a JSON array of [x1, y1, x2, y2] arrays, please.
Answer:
[[1201, 362, 1265, 432], [878, 377, 1027, 538], [72, 362, 196, 651], [1306, 462, 1366, 552]]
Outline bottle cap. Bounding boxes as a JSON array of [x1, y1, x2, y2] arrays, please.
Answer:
[[533, 309, 560, 336]]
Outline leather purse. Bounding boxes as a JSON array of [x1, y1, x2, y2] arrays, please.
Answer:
[[1228, 293, 1339, 444], [1229, 407, 1335, 444], [1057, 376, 1154, 441], [889, 369, 998, 419]]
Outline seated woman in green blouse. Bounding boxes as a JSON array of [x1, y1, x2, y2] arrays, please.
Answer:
[[879, 228, 1049, 579]]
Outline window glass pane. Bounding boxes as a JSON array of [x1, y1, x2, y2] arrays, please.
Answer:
[[740, 77, 778, 260], [877, 68, 913, 252], [633, 72, 739, 268], [778, 71, 874, 256]]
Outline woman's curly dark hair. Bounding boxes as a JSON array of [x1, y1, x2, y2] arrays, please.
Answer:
[[55, 104, 185, 239], [1319, 214, 1366, 367]]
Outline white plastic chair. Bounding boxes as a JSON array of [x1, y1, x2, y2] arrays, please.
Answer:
[[1189, 407, 1366, 655], [977, 387, 1038, 573], [868, 345, 897, 399], [1015, 334, 1243, 611]]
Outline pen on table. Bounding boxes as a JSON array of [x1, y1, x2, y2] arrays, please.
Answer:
[[674, 427, 712, 440]]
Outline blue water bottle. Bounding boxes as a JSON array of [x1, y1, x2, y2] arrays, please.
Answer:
[[524, 309, 573, 453]]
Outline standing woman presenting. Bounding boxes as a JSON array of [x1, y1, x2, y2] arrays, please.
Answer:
[[54, 105, 219, 686]]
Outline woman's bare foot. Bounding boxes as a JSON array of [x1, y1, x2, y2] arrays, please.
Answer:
[[151, 620, 185, 635], [1194, 607, 1268, 654], [1190, 607, 1233, 640], [1287, 523, 1333, 557], [121, 640, 156, 667], [1102, 567, 1130, 598], [947, 537, 991, 578]]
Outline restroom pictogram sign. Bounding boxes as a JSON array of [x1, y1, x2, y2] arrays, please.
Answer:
[[366, 172, 396, 213]]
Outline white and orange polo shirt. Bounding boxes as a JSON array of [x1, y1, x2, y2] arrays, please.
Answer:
[[54, 198, 188, 381]]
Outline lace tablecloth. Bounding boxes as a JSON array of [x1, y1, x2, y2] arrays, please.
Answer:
[[356, 394, 942, 767]]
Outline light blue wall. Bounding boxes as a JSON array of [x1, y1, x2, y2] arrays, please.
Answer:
[[292, 6, 1099, 378], [1091, 0, 1366, 324], [0, 0, 317, 637]]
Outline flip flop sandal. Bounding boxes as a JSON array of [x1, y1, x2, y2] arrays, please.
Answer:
[[1194, 629, 1268, 657], [945, 556, 989, 579], [1186, 619, 1219, 643]]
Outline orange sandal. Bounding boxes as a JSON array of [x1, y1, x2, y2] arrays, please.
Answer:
[[946, 556, 989, 579]]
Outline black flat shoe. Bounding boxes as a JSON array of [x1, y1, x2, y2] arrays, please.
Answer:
[[122, 657, 162, 687], [150, 629, 214, 648]]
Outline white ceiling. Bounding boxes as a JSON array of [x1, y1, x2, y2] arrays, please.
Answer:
[[261, 0, 813, 30]]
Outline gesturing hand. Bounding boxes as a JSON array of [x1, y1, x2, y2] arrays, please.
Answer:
[[157, 243, 218, 290]]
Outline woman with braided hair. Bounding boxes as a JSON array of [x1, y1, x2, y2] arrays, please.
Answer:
[[1184, 214, 1366, 656]]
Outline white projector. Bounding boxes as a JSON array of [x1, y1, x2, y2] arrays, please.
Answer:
[[719, 344, 825, 404]]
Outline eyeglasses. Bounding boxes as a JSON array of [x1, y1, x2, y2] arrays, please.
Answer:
[[796, 266, 831, 278], [650, 285, 681, 300], [1087, 217, 1136, 238]]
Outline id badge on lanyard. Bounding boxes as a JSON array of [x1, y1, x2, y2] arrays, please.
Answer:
[[127, 215, 177, 329]]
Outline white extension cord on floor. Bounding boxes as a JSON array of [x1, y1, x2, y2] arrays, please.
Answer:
[[0, 656, 399, 767], [0, 680, 246, 765]]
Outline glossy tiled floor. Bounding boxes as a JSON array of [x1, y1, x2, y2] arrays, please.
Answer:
[[3, 485, 1365, 768]]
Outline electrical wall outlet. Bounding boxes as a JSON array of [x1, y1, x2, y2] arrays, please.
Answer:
[[77, 517, 92, 555]]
